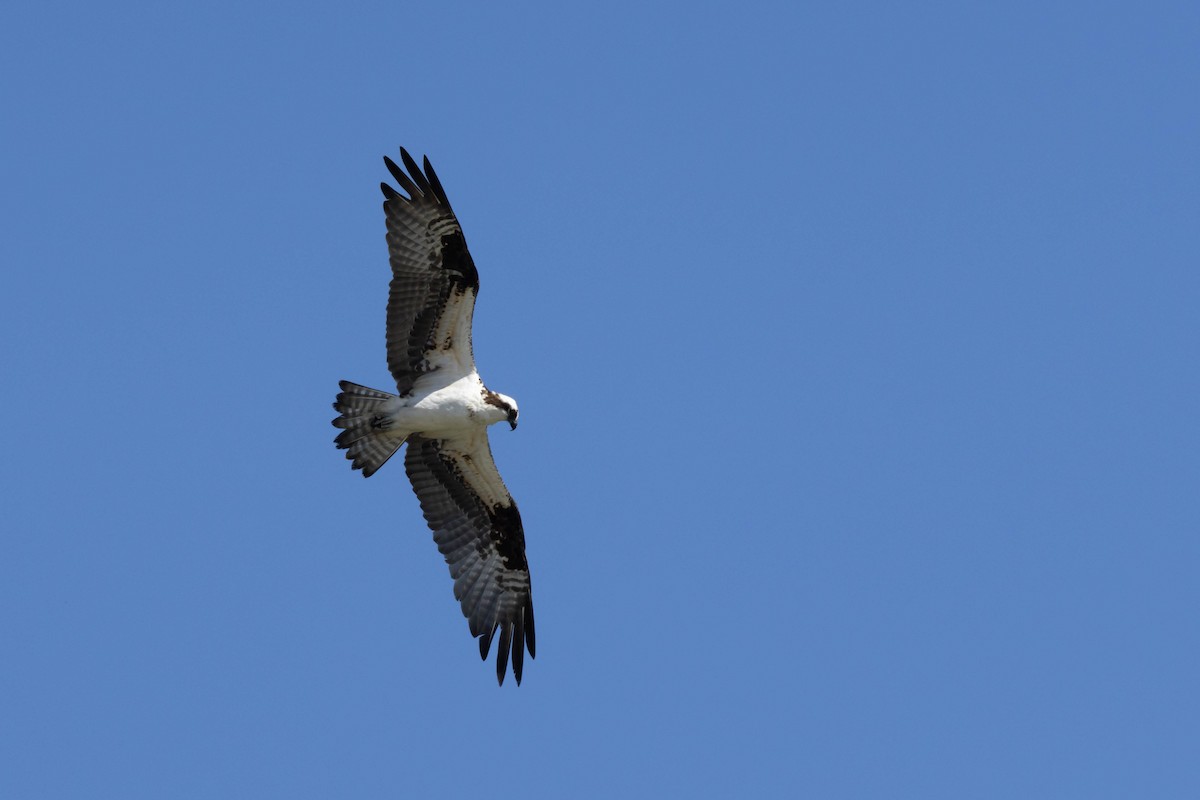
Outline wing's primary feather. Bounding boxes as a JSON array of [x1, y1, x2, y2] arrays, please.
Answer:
[[403, 433, 536, 685], [382, 148, 480, 395]]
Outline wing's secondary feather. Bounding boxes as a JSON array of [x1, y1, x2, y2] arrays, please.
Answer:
[[403, 432, 536, 685]]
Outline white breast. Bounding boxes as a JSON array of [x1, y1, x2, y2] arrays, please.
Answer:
[[398, 373, 499, 437]]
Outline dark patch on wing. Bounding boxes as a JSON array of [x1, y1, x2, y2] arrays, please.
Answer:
[[381, 147, 480, 395], [403, 435, 535, 685], [487, 503, 528, 570], [438, 229, 479, 289]]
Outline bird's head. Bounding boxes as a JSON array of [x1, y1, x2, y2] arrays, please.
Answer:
[[503, 395, 519, 430], [484, 391, 519, 430]]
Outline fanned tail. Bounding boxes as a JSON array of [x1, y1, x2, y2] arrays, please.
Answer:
[[331, 381, 406, 477]]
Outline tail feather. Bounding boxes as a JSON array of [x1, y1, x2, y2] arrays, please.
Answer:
[[332, 380, 406, 477]]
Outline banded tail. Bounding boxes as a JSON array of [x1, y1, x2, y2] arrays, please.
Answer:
[[332, 380, 406, 477]]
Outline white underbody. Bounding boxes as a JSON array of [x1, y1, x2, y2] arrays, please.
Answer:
[[374, 370, 514, 505], [383, 371, 510, 439]]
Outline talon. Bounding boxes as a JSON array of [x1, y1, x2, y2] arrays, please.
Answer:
[[371, 415, 392, 430]]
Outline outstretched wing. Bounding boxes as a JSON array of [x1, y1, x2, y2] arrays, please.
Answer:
[[381, 148, 480, 396], [404, 432, 536, 685]]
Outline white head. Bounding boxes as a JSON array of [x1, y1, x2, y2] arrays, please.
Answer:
[[484, 391, 519, 430]]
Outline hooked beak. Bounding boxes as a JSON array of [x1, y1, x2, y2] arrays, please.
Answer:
[[509, 420, 518, 431]]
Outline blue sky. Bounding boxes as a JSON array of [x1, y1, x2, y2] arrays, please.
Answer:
[[2, 1, 1197, 797]]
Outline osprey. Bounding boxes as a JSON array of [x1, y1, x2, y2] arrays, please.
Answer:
[[332, 148, 534, 686]]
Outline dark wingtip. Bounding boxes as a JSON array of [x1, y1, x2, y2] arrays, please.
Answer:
[[381, 181, 399, 200], [383, 155, 404, 185], [423, 155, 452, 208], [399, 147, 433, 195], [383, 154, 421, 200], [512, 616, 525, 683], [479, 625, 495, 661], [496, 625, 513, 686], [525, 600, 537, 659]]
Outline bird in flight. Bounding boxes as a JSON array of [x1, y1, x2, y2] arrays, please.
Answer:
[[332, 148, 534, 685]]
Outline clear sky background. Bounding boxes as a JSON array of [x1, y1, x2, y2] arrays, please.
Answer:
[[2, 2, 1197, 797]]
